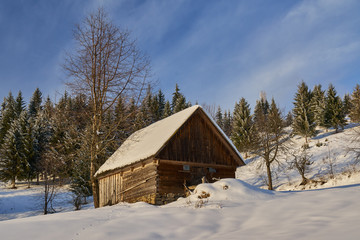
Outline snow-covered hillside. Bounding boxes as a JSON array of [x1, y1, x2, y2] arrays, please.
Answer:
[[0, 178, 360, 240], [1, 123, 360, 239], [237, 124, 360, 190]]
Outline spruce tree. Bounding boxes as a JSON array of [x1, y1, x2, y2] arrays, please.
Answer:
[[29, 88, 43, 118], [231, 98, 254, 158], [292, 81, 315, 143], [163, 101, 172, 118], [254, 93, 269, 123], [171, 84, 181, 111], [311, 84, 326, 127], [171, 84, 189, 113], [0, 93, 16, 146], [173, 95, 187, 113], [22, 111, 36, 187], [285, 111, 293, 127], [324, 84, 346, 132], [215, 106, 223, 129], [15, 91, 25, 118], [0, 117, 24, 188], [222, 110, 232, 137], [350, 84, 360, 122], [343, 93, 351, 116]]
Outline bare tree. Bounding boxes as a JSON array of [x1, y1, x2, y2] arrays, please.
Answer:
[[64, 8, 151, 208], [288, 147, 313, 185], [254, 98, 286, 190]]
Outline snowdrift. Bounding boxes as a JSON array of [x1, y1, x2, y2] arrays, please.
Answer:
[[171, 178, 275, 208]]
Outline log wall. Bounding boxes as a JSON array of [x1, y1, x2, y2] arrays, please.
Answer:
[[98, 161, 158, 207]]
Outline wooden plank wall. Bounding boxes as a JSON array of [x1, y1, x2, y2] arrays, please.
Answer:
[[98, 162, 158, 207], [157, 111, 237, 167], [157, 162, 236, 195], [99, 172, 122, 207]]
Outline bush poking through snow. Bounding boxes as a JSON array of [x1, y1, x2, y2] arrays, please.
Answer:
[[198, 191, 210, 199]]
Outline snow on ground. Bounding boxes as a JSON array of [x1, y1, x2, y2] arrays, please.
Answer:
[[1, 123, 360, 239], [0, 182, 93, 221], [237, 124, 360, 191], [0, 178, 359, 240]]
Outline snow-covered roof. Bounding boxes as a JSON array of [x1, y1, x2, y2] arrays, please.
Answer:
[[95, 105, 244, 177]]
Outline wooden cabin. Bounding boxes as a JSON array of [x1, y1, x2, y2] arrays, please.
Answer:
[[94, 105, 245, 207]]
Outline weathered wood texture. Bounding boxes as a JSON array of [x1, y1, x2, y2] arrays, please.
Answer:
[[98, 162, 158, 207], [156, 110, 243, 167], [157, 162, 235, 196], [98, 108, 243, 206]]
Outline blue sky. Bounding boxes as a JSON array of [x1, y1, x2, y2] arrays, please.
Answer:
[[1, 0, 360, 112]]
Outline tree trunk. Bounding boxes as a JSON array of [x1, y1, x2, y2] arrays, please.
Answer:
[[36, 173, 40, 185], [91, 161, 99, 208], [91, 118, 100, 208], [11, 177, 16, 189], [44, 173, 48, 215], [266, 162, 273, 190]]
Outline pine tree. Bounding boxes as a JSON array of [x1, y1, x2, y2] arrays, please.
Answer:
[[350, 84, 360, 122], [292, 81, 315, 143], [15, 91, 25, 118], [173, 95, 187, 113], [222, 110, 232, 137], [285, 111, 293, 127], [22, 111, 36, 187], [29, 88, 43, 118], [311, 84, 326, 127], [154, 89, 165, 120], [0, 93, 16, 146], [343, 93, 351, 116], [163, 101, 172, 118], [231, 98, 254, 158], [324, 84, 346, 132], [215, 106, 223, 129], [0, 117, 24, 188], [254, 92, 269, 124], [33, 97, 54, 184], [171, 84, 189, 113], [171, 84, 181, 111]]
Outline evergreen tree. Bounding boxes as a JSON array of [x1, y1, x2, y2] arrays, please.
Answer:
[[0, 117, 24, 188], [350, 84, 360, 122], [29, 88, 43, 118], [215, 106, 223, 129], [22, 111, 36, 187], [311, 84, 326, 127], [343, 93, 351, 116], [171, 84, 189, 113], [231, 98, 254, 158], [15, 91, 25, 118], [114, 96, 128, 145], [171, 84, 181, 111], [285, 111, 293, 127], [0, 93, 16, 146], [254, 92, 269, 123], [163, 100, 172, 118], [324, 84, 346, 132], [292, 81, 315, 143], [173, 95, 187, 113], [33, 97, 54, 184], [222, 110, 232, 137], [154, 89, 165, 120]]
